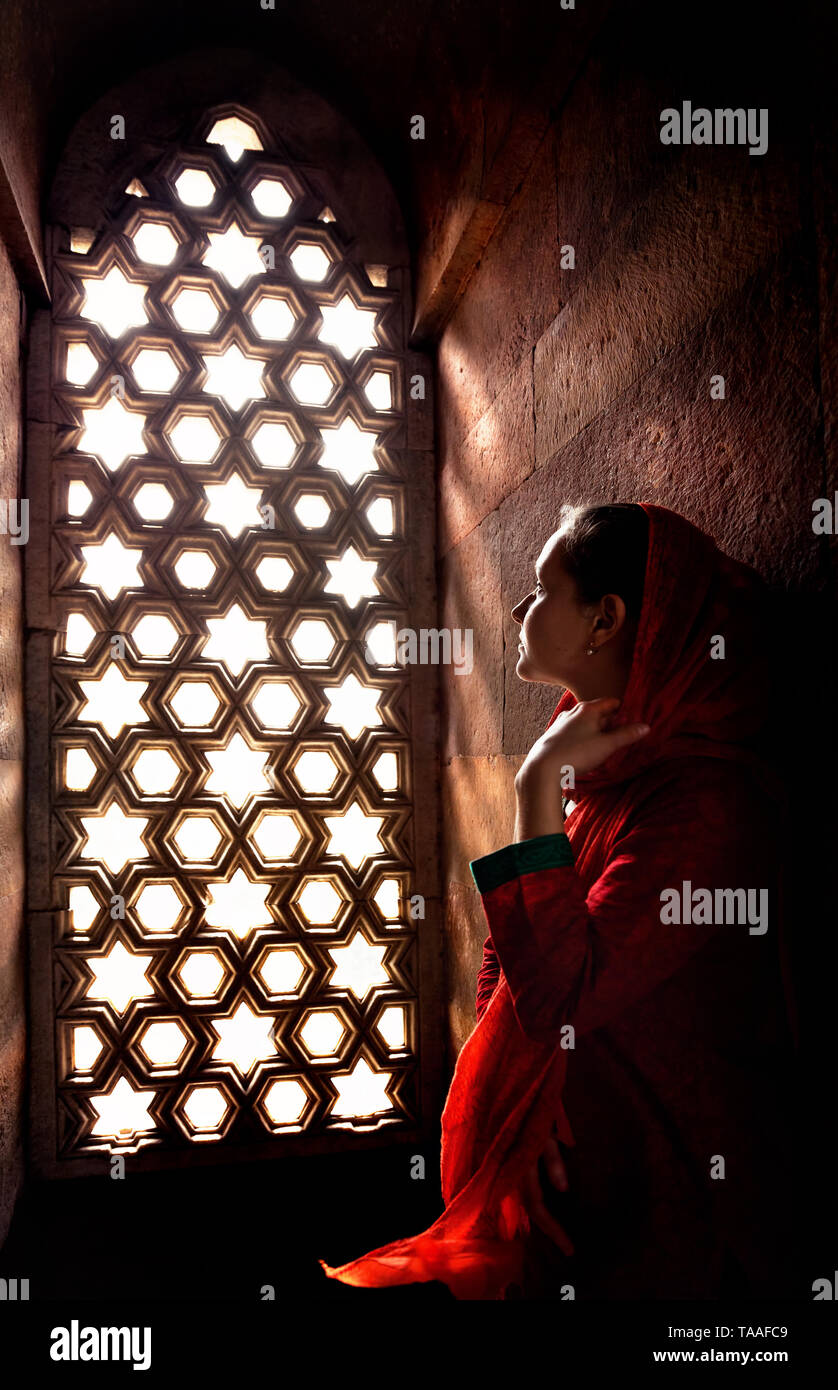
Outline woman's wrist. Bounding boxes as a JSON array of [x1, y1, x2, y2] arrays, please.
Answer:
[[514, 765, 566, 841]]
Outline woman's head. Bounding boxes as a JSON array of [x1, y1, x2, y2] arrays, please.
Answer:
[[512, 502, 650, 700]]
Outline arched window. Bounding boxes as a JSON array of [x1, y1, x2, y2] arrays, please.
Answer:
[[26, 84, 441, 1174]]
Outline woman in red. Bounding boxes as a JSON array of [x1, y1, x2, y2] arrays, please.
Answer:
[[320, 501, 804, 1300]]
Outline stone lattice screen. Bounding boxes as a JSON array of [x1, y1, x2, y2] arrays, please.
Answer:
[[29, 106, 426, 1169]]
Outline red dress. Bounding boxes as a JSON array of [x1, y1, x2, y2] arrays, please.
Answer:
[[319, 504, 805, 1299]]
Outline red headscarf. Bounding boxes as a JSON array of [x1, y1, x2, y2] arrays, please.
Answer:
[[317, 504, 785, 1299]]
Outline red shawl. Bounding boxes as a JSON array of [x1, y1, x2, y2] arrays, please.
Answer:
[[318, 503, 786, 1299]]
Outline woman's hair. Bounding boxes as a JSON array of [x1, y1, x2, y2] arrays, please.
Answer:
[[556, 502, 650, 624]]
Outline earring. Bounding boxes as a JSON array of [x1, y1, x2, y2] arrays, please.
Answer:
[[586, 645, 596, 656]]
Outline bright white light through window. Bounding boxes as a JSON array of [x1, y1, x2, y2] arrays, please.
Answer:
[[254, 556, 293, 592], [289, 362, 334, 406], [131, 348, 180, 392], [135, 882, 185, 933], [209, 999, 277, 1077], [173, 550, 216, 589], [64, 611, 96, 657], [318, 417, 379, 486], [79, 533, 144, 601], [69, 884, 100, 932], [250, 420, 297, 469], [330, 1056, 392, 1118], [290, 619, 336, 664], [132, 222, 179, 265], [80, 266, 148, 338], [78, 664, 149, 738], [65, 747, 97, 790], [364, 371, 393, 410], [293, 494, 331, 528], [206, 116, 263, 162], [203, 603, 270, 678], [202, 223, 265, 289], [249, 679, 301, 730], [174, 168, 217, 207], [203, 475, 264, 538], [324, 800, 385, 870], [171, 287, 220, 334], [80, 801, 149, 873], [205, 731, 271, 809], [133, 483, 174, 521], [202, 343, 265, 412], [66, 341, 98, 386], [298, 880, 342, 925], [251, 178, 293, 218], [289, 244, 331, 281], [168, 415, 221, 465], [366, 497, 395, 535], [205, 866, 272, 937], [318, 294, 377, 359], [79, 398, 147, 472], [322, 672, 383, 738], [67, 480, 93, 517], [249, 295, 295, 340], [168, 679, 221, 728]]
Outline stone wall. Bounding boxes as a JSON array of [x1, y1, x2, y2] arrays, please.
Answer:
[[0, 235, 25, 1245]]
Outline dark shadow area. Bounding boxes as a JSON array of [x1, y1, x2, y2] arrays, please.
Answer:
[[0, 1144, 455, 1300]]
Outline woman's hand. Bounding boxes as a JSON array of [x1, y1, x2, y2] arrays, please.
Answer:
[[520, 1128, 575, 1255], [516, 696, 650, 789]]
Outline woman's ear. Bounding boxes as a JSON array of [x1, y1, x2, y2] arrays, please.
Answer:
[[596, 593, 627, 638]]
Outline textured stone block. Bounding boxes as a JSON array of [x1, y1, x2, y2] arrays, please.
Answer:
[[437, 130, 562, 452], [439, 510, 504, 759], [534, 148, 801, 469], [438, 352, 534, 554], [441, 750, 520, 885]]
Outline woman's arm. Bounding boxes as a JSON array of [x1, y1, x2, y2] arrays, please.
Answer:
[[469, 769, 776, 1045]]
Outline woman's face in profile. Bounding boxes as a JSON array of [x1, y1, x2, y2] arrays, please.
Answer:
[[511, 530, 593, 688]]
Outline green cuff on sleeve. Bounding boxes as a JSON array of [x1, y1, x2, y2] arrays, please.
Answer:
[[469, 832, 574, 894]]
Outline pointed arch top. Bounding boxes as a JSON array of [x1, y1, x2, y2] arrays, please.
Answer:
[[48, 49, 408, 274]]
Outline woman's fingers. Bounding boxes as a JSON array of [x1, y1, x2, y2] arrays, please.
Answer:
[[603, 721, 650, 753], [522, 1161, 575, 1256]]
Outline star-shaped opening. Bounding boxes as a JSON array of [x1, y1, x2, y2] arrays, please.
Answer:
[[209, 999, 278, 1078], [78, 663, 150, 738], [324, 545, 380, 608], [318, 417, 380, 486], [202, 603, 270, 679], [324, 799, 385, 870], [79, 398, 147, 472], [202, 343, 266, 412], [80, 801, 149, 873], [85, 938, 155, 1014], [322, 672, 383, 738], [80, 266, 148, 338], [203, 474, 264, 537], [90, 1074, 156, 1141], [202, 222, 265, 289], [318, 294, 378, 359], [204, 865, 273, 938], [79, 533, 143, 601]]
